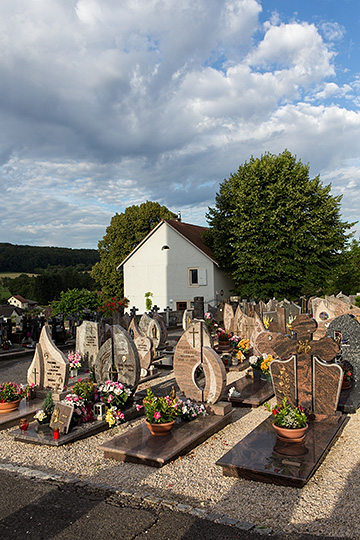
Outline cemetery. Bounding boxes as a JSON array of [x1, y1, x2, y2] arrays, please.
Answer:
[[1, 295, 360, 537]]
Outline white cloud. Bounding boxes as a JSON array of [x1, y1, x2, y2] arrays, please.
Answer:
[[0, 0, 360, 246]]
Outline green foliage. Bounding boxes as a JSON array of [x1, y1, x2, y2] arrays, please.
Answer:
[[72, 380, 96, 404], [51, 288, 101, 316], [206, 150, 355, 300], [0, 243, 98, 273], [265, 397, 308, 428], [0, 382, 28, 402], [145, 291, 153, 311], [142, 387, 182, 424], [325, 239, 360, 295], [41, 392, 55, 417], [91, 201, 176, 297], [2, 268, 96, 304]]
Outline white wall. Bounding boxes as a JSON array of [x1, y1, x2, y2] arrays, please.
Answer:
[[123, 222, 236, 312]]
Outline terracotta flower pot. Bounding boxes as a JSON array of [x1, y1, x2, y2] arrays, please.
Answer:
[[0, 399, 21, 414], [145, 420, 175, 436], [341, 379, 351, 390], [273, 423, 308, 441], [217, 342, 232, 352]]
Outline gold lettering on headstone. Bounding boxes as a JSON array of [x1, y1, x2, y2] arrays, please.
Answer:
[[296, 340, 311, 354]]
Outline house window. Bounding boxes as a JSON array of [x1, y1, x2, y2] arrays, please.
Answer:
[[189, 268, 198, 286], [176, 301, 187, 311]]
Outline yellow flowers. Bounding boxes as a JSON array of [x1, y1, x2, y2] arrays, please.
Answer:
[[105, 409, 115, 427], [260, 354, 274, 373]]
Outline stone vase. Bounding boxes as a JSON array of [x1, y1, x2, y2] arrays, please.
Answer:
[[145, 420, 175, 436], [0, 399, 21, 414]]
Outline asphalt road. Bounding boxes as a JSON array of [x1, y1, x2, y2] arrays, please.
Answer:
[[0, 469, 351, 540]]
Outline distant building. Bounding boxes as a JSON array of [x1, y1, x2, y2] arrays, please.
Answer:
[[8, 295, 37, 310], [117, 218, 235, 312]]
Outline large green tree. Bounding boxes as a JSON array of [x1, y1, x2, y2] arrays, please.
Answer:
[[205, 150, 355, 300], [91, 201, 176, 297]]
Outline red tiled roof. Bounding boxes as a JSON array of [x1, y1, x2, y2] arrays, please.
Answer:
[[10, 295, 28, 303], [164, 219, 218, 264]]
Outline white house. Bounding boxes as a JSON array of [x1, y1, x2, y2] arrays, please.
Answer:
[[117, 218, 235, 312]]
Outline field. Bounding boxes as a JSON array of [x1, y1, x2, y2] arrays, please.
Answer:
[[0, 272, 38, 278]]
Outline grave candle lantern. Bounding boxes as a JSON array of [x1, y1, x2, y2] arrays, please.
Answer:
[[93, 403, 106, 421]]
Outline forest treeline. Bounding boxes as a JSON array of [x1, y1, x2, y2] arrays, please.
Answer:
[[0, 243, 99, 273]]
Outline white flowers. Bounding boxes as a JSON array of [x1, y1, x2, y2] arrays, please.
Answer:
[[249, 355, 258, 366]]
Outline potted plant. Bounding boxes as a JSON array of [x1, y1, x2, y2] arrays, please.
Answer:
[[341, 367, 352, 390], [230, 337, 249, 364], [143, 387, 182, 435], [216, 328, 232, 351], [34, 391, 55, 425], [98, 380, 132, 427], [0, 382, 28, 413], [265, 397, 308, 441], [249, 354, 274, 381]]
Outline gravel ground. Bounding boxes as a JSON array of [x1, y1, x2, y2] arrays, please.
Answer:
[[0, 353, 359, 538]]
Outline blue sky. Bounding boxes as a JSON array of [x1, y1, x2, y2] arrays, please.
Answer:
[[0, 0, 359, 248]]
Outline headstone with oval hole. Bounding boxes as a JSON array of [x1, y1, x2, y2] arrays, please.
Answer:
[[174, 320, 226, 403]]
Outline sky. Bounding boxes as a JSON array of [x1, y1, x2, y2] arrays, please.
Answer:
[[0, 0, 359, 249]]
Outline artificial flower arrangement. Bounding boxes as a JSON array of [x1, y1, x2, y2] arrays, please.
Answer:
[[0, 382, 28, 403], [98, 380, 132, 427], [265, 397, 307, 429], [34, 391, 55, 423], [249, 353, 274, 374], [181, 399, 208, 421], [230, 337, 249, 360], [0, 340, 11, 350], [67, 350, 82, 371], [217, 328, 231, 342], [143, 387, 182, 424]]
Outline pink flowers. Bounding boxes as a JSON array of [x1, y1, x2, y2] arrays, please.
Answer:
[[154, 412, 161, 420]]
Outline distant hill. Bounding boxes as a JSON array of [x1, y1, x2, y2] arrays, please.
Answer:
[[0, 243, 99, 272]]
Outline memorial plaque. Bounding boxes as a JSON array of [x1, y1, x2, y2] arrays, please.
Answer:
[[50, 403, 74, 434], [27, 326, 68, 391], [76, 321, 100, 369]]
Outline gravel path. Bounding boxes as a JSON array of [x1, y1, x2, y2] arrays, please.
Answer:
[[0, 355, 358, 538]]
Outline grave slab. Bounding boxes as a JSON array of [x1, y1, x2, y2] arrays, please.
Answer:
[[101, 412, 233, 467], [224, 377, 274, 407], [0, 398, 44, 430], [13, 406, 142, 446], [216, 414, 347, 487]]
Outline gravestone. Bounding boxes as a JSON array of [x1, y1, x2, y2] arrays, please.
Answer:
[[138, 313, 161, 350], [174, 320, 226, 403], [118, 312, 131, 331], [234, 308, 255, 342], [223, 303, 234, 334], [327, 313, 360, 412], [128, 317, 153, 371], [193, 296, 205, 320], [250, 312, 269, 355], [27, 326, 69, 395], [75, 320, 100, 369], [269, 314, 342, 414], [182, 309, 194, 331], [217, 314, 346, 486], [113, 325, 141, 388], [153, 312, 168, 346]]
